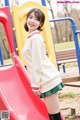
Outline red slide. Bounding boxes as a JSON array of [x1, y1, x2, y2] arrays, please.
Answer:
[[0, 54, 49, 120], [0, 7, 49, 120]]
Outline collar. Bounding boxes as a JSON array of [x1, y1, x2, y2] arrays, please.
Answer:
[[27, 30, 40, 38]]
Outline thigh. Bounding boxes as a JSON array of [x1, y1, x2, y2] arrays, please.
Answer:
[[44, 92, 60, 114]]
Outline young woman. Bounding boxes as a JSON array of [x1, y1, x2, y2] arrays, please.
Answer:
[[22, 8, 64, 120]]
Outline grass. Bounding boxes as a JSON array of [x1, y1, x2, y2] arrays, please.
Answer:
[[4, 58, 13, 64], [58, 92, 76, 99], [55, 41, 75, 51], [3, 58, 13, 66], [66, 116, 80, 120], [0, 58, 13, 66]]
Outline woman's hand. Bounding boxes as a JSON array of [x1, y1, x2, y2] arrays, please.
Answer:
[[33, 90, 41, 96], [32, 87, 41, 97]]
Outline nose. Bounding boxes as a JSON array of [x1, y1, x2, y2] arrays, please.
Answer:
[[31, 18, 35, 23]]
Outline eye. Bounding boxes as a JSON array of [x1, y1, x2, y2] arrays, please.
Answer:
[[28, 15, 33, 19], [36, 18, 40, 21]]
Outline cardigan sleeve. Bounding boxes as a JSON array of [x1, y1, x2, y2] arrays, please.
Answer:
[[31, 35, 43, 88]]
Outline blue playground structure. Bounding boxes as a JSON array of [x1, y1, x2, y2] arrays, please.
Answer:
[[0, 0, 9, 65], [0, 45, 4, 65], [50, 18, 80, 74]]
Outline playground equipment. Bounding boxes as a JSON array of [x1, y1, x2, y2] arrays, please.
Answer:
[[0, 45, 4, 65], [0, 7, 49, 120], [50, 18, 80, 74], [11, 1, 57, 67], [4, 0, 10, 6]]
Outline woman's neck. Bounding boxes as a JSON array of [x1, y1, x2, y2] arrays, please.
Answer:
[[27, 30, 40, 38], [28, 30, 39, 34]]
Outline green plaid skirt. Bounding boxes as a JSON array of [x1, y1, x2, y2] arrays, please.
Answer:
[[41, 83, 64, 98]]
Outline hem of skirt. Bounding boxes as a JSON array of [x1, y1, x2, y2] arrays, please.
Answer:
[[41, 83, 64, 98]]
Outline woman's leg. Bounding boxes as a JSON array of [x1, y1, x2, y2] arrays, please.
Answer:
[[44, 92, 62, 120], [44, 92, 60, 114]]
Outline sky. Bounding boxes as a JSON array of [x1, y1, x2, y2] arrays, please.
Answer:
[[19, 0, 41, 4]]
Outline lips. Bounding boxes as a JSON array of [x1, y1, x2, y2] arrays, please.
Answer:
[[29, 23, 35, 27]]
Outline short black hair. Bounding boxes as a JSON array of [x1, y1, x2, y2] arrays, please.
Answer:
[[24, 8, 45, 31]]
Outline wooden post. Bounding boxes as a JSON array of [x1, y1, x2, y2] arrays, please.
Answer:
[[71, 108, 76, 116]]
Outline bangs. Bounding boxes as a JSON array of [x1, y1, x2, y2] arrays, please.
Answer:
[[34, 11, 41, 21]]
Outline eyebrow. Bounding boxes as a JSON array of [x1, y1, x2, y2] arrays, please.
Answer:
[[29, 14, 33, 17]]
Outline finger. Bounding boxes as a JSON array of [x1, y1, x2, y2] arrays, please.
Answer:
[[34, 91, 41, 96], [37, 91, 42, 96]]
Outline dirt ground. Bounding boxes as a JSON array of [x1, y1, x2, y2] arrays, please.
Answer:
[[59, 84, 80, 120], [57, 63, 80, 119]]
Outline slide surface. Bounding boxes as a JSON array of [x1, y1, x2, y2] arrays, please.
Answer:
[[0, 55, 49, 120]]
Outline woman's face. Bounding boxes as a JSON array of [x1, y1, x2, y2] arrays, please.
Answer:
[[27, 12, 41, 33]]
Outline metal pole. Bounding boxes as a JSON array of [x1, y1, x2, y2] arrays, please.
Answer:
[[4, 0, 10, 6], [41, 0, 47, 6], [4, 0, 17, 54], [0, 45, 4, 65]]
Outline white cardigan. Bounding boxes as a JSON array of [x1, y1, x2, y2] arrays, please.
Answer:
[[22, 30, 62, 93]]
